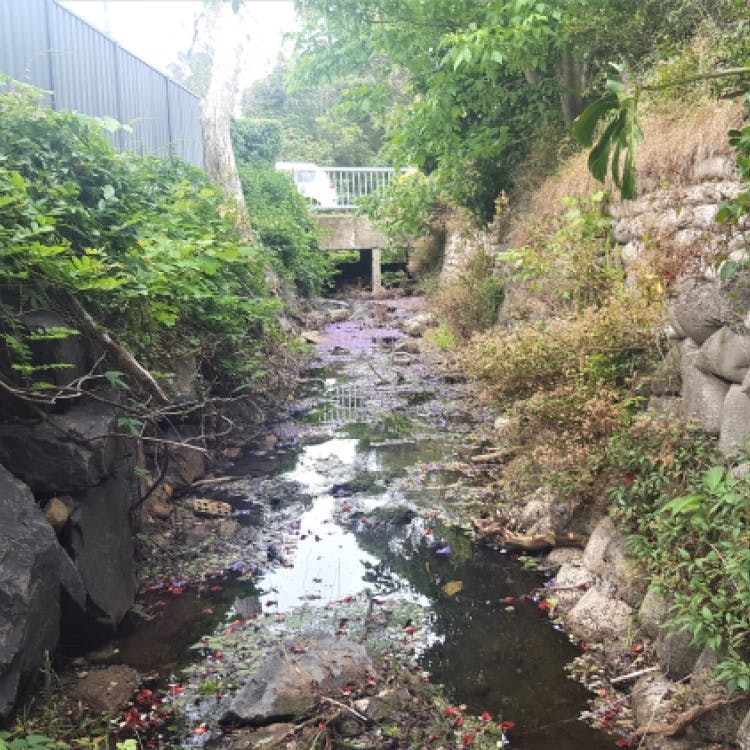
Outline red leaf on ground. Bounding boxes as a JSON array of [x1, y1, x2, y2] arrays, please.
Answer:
[[462, 733, 474, 746], [444, 706, 460, 717], [481, 711, 492, 722], [500, 721, 515, 731]]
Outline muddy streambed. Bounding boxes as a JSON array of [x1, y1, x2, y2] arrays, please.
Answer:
[[99, 297, 616, 749]]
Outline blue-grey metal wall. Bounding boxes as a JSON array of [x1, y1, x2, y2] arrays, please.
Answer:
[[0, 0, 204, 167]]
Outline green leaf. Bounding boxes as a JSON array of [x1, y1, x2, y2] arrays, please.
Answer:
[[588, 116, 620, 182], [662, 493, 705, 515], [703, 466, 725, 494], [573, 92, 618, 147]]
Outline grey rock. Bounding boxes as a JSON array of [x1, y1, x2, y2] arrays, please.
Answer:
[[671, 277, 728, 345], [656, 626, 701, 680], [598, 532, 649, 608], [0, 402, 123, 493], [565, 588, 634, 644], [165, 443, 206, 488], [638, 588, 670, 639], [232, 596, 262, 619], [402, 312, 437, 337], [738, 705, 750, 750], [168, 353, 199, 400], [581, 517, 616, 577], [543, 547, 583, 569], [68, 464, 137, 627], [221, 635, 372, 726], [681, 340, 730, 434], [719, 385, 750, 455], [0, 467, 62, 718], [695, 327, 750, 384], [631, 671, 677, 727], [694, 691, 750, 744], [691, 156, 736, 181], [551, 562, 592, 612]]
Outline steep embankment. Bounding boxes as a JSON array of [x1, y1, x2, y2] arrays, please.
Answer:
[[436, 96, 750, 748]]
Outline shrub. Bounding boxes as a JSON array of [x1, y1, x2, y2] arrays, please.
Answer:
[[465, 293, 661, 402], [231, 118, 282, 165], [434, 251, 504, 340], [0, 82, 288, 393], [238, 164, 334, 296]]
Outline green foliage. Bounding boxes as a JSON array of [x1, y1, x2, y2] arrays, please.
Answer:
[[244, 61, 382, 166], [0, 82, 290, 392], [238, 163, 334, 295], [359, 169, 442, 244], [435, 252, 504, 340], [293, 0, 718, 218], [717, 108, 750, 229], [573, 75, 643, 199], [230, 118, 282, 165], [0, 734, 64, 750], [466, 293, 660, 402], [498, 193, 622, 312], [423, 322, 455, 351], [604, 417, 750, 689]]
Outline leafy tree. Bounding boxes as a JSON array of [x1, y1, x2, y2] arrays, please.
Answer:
[[291, 0, 727, 219], [242, 60, 382, 166], [231, 118, 282, 165]]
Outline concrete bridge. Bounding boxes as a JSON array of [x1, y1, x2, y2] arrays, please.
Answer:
[[312, 213, 391, 293], [302, 166, 416, 292]]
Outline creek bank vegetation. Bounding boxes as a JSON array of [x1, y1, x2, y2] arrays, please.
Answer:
[[0, 78, 337, 729], [411, 26, 750, 750]]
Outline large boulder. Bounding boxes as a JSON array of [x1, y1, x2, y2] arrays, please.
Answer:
[[565, 588, 634, 645], [656, 626, 701, 680], [221, 635, 372, 726], [680, 340, 730, 434], [719, 385, 750, 455], [738, 706, 750, 750], [0, 467, 67, 718], [690, 648, 750, 744], [581, 517, 617, 577], [631, 671, 677, 729], [0, 402, 124, 493], [598, 532, 649, 608], [638, 588, 670, 639], [695, 327, 750, 384], [68, 467, 137, 627], [670, 277, 728, 345]]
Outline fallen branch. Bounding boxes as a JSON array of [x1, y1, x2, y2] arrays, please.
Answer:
[[634, 695, 745, 736], [470, 449, 513, 464], [473, 519, 588, 550], [610, 666, 660, 686], [320, 696, 369, 723], [69, 295, 169, 404]]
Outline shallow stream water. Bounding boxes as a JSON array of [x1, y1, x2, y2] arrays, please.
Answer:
[[111, 297, 616, 748]]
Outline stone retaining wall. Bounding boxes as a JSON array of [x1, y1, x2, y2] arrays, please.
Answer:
[[608, 162, 750, 454]]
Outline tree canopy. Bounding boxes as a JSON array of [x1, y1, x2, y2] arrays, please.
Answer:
[[290, 0, 730, 219]]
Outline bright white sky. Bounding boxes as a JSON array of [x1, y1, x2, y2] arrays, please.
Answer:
[[60, 0, 297, 85]]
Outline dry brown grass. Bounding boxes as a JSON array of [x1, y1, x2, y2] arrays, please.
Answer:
[[508, 98, 744, 245]]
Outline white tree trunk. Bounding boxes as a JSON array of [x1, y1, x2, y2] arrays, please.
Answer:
[[201, 2, 247, 212]]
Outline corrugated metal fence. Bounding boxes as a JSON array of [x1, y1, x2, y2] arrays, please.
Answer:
[[0, 0, 204, 167]]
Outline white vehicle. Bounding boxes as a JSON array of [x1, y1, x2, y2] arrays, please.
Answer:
[[275, 161, 338, 208]]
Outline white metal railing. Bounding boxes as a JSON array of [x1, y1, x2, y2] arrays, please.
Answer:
[[323, 167, 396, 210]]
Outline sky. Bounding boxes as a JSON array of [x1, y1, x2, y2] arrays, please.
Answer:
[[59, 0, 298, 84]]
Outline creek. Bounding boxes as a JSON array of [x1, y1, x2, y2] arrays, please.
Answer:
[[102, 297, 616, 749]]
